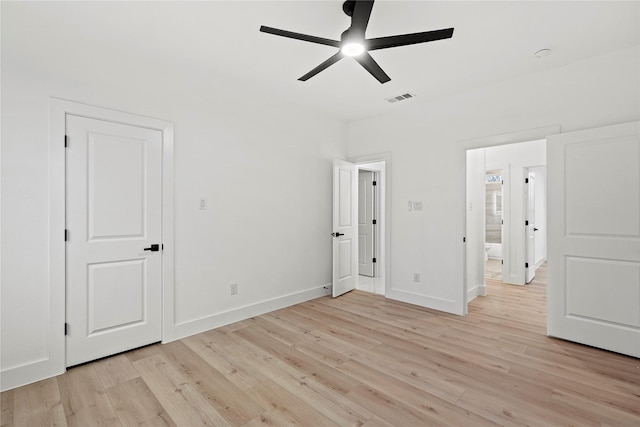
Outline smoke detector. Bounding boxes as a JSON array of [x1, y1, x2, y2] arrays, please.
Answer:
[[534, 48, 551, 58]]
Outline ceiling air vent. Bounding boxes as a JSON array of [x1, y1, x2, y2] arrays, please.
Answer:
[[386, 93, 416, 104]]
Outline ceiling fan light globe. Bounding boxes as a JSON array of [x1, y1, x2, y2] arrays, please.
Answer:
[[341, 43, 365, 56]]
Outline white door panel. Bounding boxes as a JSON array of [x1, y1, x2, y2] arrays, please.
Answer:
[[333, 159, 358, 297], [358, 170, 375, 277], [548, 121, 640, 357], [525, 171, 536, 283], [66, 115, 163, 366]]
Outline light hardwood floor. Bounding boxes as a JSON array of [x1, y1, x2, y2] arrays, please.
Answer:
[[3, 266, 640, 426]]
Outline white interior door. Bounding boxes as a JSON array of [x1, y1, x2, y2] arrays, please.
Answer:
[[525, 171, 536, 283], [66, 115, 163, 366], [548, 121, 640, 357], [332, 159, 358, 297], [358, 170, 375, 277]]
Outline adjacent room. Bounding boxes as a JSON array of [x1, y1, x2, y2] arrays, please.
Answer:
[[2, 1, 639, 425]]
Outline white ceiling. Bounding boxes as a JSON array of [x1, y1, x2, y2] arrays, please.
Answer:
[[19, 1, 640, 122]]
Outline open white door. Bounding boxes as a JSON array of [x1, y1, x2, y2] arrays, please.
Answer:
[[525, 171, 536, 283], [332, 159, 358, 297], [548, 121, 640, 357]]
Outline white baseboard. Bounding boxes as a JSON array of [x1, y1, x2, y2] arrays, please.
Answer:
[[467, 284, 487, 302], [163, 285, 331, 343], [386, 288, 463, 315], [1, 358, 65, 392]]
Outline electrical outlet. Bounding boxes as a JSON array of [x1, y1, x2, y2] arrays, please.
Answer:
[[199, 198, 207, 210], [230, 283, 238, 295], [408, 200, 413, 211], [413, 273, 421, 283]]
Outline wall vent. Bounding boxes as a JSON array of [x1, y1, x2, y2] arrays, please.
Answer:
[[385, 93, 416, 104]]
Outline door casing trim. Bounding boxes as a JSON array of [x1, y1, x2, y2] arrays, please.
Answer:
[[49, 98, 175, 374]]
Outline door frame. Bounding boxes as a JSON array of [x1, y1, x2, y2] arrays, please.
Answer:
[[350, 153, 391, 297], [49, 98, 174, 374], [463, 125, 558, 311]]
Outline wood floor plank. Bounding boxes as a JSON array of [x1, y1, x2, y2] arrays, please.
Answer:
[[157, 340, 265, 426], [337, 359, 499, 427], [181, 334, 268, 392], [132, 354, 230, 426], [105, 377, 175, 426], [226, 336, 374, 427], [233, 324, 361, 396], [346, 383, 448, 427], [239, 411, 282, 427], [245, 380, 339, 427], [9, 378, 66, 427], [1, 388, 14, 427], [93, 353, 139, 390], [57, 364, 120, 427]]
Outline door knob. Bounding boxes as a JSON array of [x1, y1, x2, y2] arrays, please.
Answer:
[[143, 244, 160, 252], [534, 228, 539, 231], [331, 232, 344, 237]]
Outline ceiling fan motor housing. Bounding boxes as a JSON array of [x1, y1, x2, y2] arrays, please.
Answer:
[[343, 1, 356, 17]]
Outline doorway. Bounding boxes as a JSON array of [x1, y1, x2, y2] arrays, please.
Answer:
[[465, 138, 547, 305], [484, 169, 504, 282], [49, 99, 174, 373], [357, 169, 378, 291], [348, 154, 390, 296]]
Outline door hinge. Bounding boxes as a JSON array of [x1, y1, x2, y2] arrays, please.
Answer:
[[64, 135, 68, 147], [525, 220, 529, 226], [65, 229, 68, 241], [463, 237, 466, 242], [64, 323, 68, 336], [501, 220, 504, 225], [372, 181, 377, 186], [501, 260, 503, 265], [372, 258, 377, 263], [501, 180, 504, 185], [525, 263, 529, 268], [372, 219, 377, 225], [525, 178, 529, 183]]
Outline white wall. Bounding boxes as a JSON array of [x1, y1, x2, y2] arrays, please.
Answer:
[[1, 3, 346, 389], [346, 46, 640, 314], [465, 148, 486, 302]]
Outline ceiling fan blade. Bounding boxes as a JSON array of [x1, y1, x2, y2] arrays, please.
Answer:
[[350, 0, 375, 36], [354, 51, 390, 84], [260, 26, 340, 48], [367, 28, 454, 51], [298, 52, 344, 81]]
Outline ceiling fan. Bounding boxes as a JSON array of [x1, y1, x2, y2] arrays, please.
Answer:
[[259, 0, 454, 84]]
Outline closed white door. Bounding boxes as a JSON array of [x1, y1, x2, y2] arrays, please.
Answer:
[[332, 159, 358, 297], [525, 171, 536, 283], [547, 121, 640, 357], [358, 170, 375, 277], [66, 115, 163, 366]]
